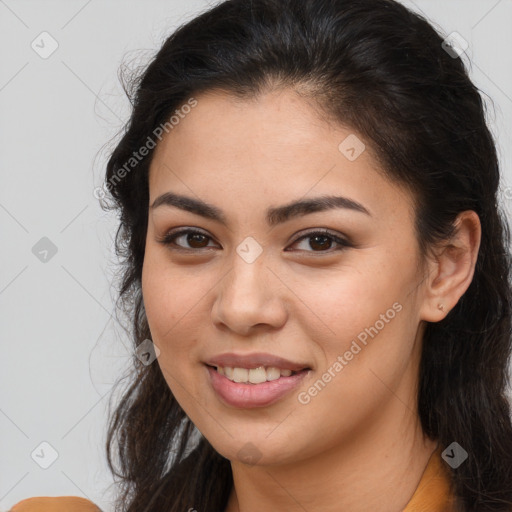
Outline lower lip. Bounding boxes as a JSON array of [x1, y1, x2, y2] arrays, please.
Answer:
[[206, 365, 309, 408]]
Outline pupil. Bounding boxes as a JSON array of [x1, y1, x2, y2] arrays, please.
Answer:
[[189, 233, 208, 248], [310, 235, 331, 251]]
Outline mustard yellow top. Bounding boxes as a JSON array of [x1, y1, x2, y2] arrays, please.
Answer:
[[9, 496, 101, 511], [9, 446, 456, 511]]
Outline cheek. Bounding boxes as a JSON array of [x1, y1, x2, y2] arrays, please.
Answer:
[[297, 256, 415, 375], [298, 263, 400, 335], [142, 242, 204, 329], [141, 252, 204, 359], [141, 256, 209, 412]]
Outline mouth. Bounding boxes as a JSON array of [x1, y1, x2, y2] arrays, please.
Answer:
[[204, 362, 311, 408], [206, 364, 307, 384]]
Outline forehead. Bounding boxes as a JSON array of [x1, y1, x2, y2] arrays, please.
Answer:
[[148, 88, 415, 227]]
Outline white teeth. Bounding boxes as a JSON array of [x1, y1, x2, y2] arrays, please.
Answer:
[[266, 367, 281, 381], [233, 368, 248, 382], [249, 366, 267, 384], [215, 365, 299, 384]]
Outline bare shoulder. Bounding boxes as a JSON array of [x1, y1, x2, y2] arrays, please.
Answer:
[[9, 496, 101, 511]]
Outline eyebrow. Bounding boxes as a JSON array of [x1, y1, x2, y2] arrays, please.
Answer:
[[150, 191, 371, 227]]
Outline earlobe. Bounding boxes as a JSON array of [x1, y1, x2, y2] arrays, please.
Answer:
[[420, 210, 481, 322]]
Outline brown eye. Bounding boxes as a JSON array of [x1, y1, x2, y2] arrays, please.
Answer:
[[186, 233, 210, 248], [287, 230, 351, 253], [158, 229, 218, 251], [157, 228, 351, 254], [308, 234, 333, 251]]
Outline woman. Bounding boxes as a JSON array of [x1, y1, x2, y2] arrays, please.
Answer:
[[11, 0, 512, 511]]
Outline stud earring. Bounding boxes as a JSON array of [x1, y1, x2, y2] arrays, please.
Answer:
[[437, 303, 445, 311]]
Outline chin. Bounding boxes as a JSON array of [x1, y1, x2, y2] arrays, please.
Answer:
[[205, 429, 304, 467]]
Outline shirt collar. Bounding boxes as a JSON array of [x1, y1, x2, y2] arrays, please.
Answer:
[[403, 444, 457, 512]]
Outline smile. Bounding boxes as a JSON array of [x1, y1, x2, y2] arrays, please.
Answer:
[[205, 364, 310, 408], [215, 365, 296, 384]]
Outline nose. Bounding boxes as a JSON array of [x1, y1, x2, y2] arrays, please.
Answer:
[[211, 253, 288, 337]]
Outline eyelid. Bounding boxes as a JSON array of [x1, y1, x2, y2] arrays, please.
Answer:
[[288, 228, 350, 245], [156, 227, 219, 250], [285, 228, 352, 254], [157, 227, 352, 252]]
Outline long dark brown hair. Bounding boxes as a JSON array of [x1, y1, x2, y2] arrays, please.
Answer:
[[101, 0, 512, 510]]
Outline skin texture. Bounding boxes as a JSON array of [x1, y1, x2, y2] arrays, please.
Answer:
[[141, 87, 481, 512]]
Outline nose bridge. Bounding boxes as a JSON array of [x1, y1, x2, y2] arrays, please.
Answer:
[[212, 237, 287, 333], [223, 240, 272, 310], [228, 244, 268, 300]]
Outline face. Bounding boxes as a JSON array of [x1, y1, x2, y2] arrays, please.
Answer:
[[141, 87, 428, 466]]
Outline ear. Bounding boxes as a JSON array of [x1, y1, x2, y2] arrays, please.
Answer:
[[419, 210, 481, 322]]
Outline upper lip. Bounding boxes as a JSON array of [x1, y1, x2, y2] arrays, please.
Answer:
[[205, 352, 310, 372]]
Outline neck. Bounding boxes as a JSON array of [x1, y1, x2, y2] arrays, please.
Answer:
[[224, 393, 438, 512]]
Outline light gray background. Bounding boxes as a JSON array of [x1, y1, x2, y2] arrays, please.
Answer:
[[1, 1, 511, 510]]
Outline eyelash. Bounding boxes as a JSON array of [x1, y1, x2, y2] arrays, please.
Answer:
[[156, 228, 352, 254]]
